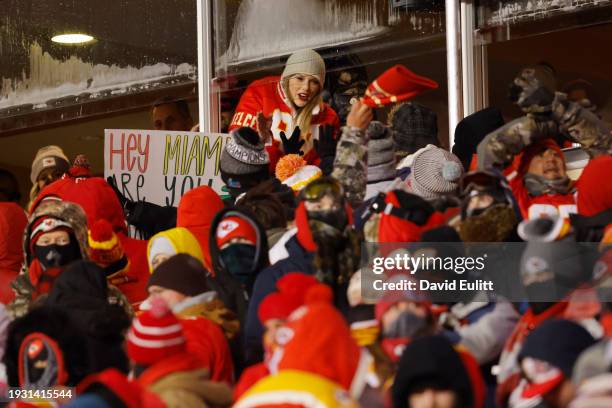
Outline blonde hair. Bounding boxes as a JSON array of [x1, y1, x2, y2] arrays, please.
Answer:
[[282, 77, 323, 137]]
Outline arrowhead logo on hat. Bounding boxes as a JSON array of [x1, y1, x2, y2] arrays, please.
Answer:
[[217, 220, 239, 239], [27, 339, 44, 359]]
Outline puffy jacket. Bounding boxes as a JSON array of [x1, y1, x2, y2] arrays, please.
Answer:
[[229, 76, 340, 170]]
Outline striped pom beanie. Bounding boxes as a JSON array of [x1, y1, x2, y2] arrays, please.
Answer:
[[126, 298, 186, 366], [407, 145, 463, 200]]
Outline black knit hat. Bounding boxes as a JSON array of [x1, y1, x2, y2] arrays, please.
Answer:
[[220, 127, 270, 195], [147, 253, 210, 297], [388, 102, 438, 155], [519, 319, 596, 378], [452, 107, 504, 171], [392, 335, 473, 408]]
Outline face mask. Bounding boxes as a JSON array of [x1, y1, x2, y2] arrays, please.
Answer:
[[383, 310, 427, 339], [308, 208, 347, 232], [34, 241, 81, 270], [220, 244, 257, 286], [459, 204, 518, 242]]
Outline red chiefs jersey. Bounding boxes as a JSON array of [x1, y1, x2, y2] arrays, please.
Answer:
[[229, 76, 340, 168], [509, 174, 577, 221]]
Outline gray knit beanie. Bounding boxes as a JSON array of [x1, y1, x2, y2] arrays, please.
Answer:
[[366, 121, 396, 183], [408, 145, 463, 200], [220, 127, 270, 175], [281, 49, 326, 85]]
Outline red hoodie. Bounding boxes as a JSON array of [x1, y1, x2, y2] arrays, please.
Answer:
[[0, 203, 27, 304], [229, 76, 340, 170], [176, 186, 224, 270], [33, 176, 149, 305]]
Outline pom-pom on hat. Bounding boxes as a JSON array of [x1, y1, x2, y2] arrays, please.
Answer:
[[363, 65, 438, 108], [275, 154, 307, 182], [407, 145, 463, 200], [258, 272, 319, 323], [126, 297, 186, 366], [88, 219, 125, 267]]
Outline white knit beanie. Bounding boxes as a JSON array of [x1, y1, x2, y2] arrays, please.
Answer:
[[281, 49, 326, 85], [407, 145, 463, 200]]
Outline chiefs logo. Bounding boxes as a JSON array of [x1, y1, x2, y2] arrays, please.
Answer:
[[27, 339, 44, 359], [217, 220, 239, 239]]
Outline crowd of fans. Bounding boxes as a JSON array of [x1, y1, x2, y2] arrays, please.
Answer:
[[0, 48, 610, 408]]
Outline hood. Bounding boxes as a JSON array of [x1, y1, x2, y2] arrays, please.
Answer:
[[209, 207, 270, 280], [275, 285, 370, 398], [44, 260, 131, 341], [24, 200, 89, 265], [177, 186, 225, 269], [146, 227, 204, 273], [0, 203, 27, 271], [32, 176, 127, 235]]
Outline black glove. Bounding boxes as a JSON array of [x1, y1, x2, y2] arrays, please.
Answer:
[[314, 125, 338, 175], [106, 176, 135, 214], [280, 126, 305, 155], [314, 125, 338, 159]]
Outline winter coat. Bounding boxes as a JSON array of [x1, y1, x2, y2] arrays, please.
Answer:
[[245, 234, 315, 364], [496, 301, 601, 407], [442, 294, 519, 408], [177, 186, 225, 270], [31, 176, 150, 306], [208, 208, 270, 321], [147, 227, 204, 272], [44, 261, 131, 375], [229, 76, 340, 170], [9, 200, 89, 318], [0, 203, 27, 304], [331, 126, 368, 208], [174, 293, 236, 384], [138, 352, 232, 408]]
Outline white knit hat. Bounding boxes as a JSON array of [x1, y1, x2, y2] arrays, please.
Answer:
[[407, 145, 463, 200], [281, 49, 326, 85]]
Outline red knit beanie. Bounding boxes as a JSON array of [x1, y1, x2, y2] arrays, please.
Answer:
[[216, 216, 258, 248], [363, 65, 438, 108], [258, 272, 320, 323], [126, 298, 186, 366], [88, 219, 125, 266]]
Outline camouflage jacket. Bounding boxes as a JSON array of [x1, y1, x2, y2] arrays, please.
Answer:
[[478, 92, 611, 169], [332, 126, 368, 208]]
